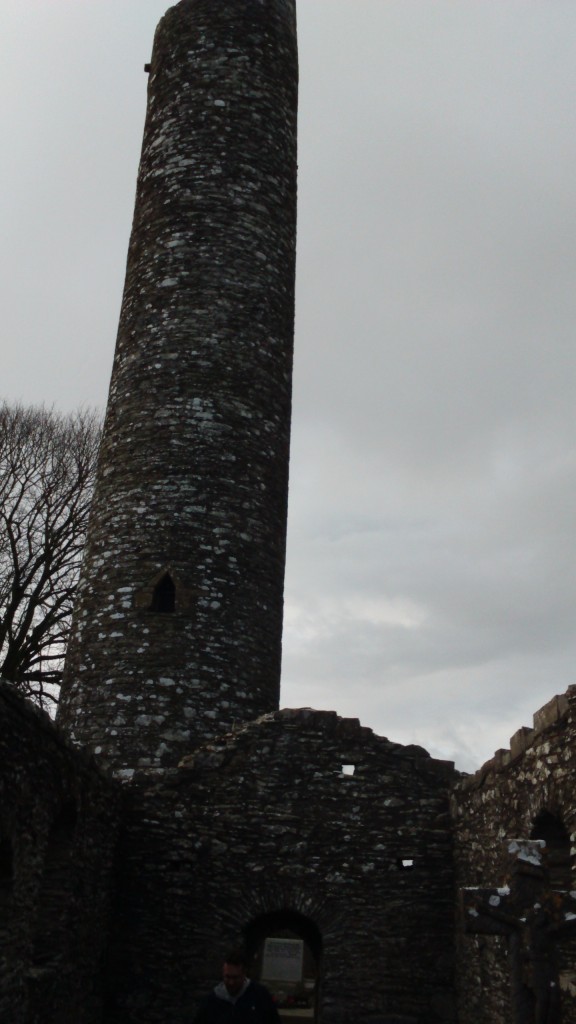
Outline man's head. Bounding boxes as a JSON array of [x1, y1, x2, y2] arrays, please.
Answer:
[[222, 949, 248, 996]]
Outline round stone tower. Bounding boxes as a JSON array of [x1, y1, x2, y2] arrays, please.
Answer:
[[57, 0, 298, 776]]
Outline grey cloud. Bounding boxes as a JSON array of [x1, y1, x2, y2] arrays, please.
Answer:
[[3, 1, 576, 770]]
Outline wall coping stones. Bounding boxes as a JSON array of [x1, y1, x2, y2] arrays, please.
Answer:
[[533, 690, 569, 732], [456, 685, 576, 792], [172, 706, 457, 779]]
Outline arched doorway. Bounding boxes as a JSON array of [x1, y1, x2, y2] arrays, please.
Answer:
[[530, 810, 571, 890], [244, 910, 322, 1024]]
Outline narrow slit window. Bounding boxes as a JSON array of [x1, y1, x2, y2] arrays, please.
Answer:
[[398, 857, 415, 871], [151, 573, 176, 613]]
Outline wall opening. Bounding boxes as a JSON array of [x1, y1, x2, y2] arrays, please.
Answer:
[[244, 910, 322, 1024], [530, 810, 571, 890], [150, 572, 176, 613], [398, 857, 415, 871]]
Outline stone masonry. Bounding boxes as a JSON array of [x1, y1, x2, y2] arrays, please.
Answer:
[[454, 687, 576, 1024], [0, 680, 119, 1024], [57, 0, 298, 775], [102, 710, 457, 1024], [4, 3, 576, 1024]]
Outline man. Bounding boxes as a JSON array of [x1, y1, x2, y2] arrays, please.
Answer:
[[195, 950, 280, 1024]]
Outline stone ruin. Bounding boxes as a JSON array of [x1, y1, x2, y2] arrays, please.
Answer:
[[2, 3, 576, 1023]]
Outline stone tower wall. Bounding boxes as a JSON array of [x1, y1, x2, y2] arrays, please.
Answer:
[[57, 0, 298, 775]]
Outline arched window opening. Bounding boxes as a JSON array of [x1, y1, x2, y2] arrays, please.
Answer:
[[33, 802, 77, 964], [150, 572, 176, 613], [244, 910, 322, 1024], [531, 810, 571, 890]]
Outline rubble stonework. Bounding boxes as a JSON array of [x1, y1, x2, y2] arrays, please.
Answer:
[[0, 681, 119, 1024], [57, 0, 298, 774], [104, 710, 457, 1024], [453, 686, 576, 1023], [3, 2, 576, 1023]]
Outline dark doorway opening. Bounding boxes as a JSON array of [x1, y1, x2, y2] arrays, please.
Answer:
[[244, 910, 321, 1024], [150, 572, 176, 613], [530, 810, 571, 890]]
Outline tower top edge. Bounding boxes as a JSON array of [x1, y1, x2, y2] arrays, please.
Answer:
[[152, 0, 298, 72], [160, 0, 296, 18]]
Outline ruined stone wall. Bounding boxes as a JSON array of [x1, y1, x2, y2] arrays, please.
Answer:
[[0, 681, 119, 1024], [58, 0, 298, 775], [453, 686, 576, 1024], [103, 710, 458, 1024]]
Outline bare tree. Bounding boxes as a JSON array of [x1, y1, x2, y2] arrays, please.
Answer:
[[0, 402, 101, 708]]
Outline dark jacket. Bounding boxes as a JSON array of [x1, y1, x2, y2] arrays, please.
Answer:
[[195, 980, 280, 1024]]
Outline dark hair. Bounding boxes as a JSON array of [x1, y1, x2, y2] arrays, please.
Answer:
[[224, 948, 248, 968]]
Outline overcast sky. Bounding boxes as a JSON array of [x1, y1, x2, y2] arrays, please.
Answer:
[[2, 1, 576, 772]]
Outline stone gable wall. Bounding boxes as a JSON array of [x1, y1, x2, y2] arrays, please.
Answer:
[[0, 681, 119, 1024], [453, 686, 576, 1024], [105, 709, 458, 1024]]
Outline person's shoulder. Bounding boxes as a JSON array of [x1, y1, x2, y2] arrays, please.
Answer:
[[245, 981, 277, 1006], [194, 989, 222, 1024], [247, 980, 272, 995]]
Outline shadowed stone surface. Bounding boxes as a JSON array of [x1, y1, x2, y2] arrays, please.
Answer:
[[454, 685, 576, 1023], [103, 709, 457, 1024], [0, 681, 119, 1024]]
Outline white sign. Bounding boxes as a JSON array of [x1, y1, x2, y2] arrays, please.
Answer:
[[262, 938, 304, 983]]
